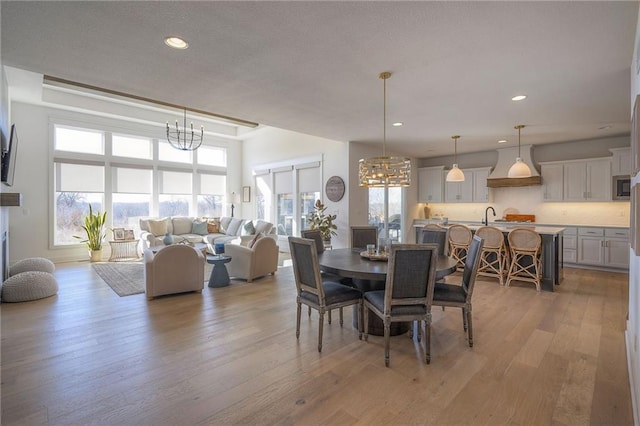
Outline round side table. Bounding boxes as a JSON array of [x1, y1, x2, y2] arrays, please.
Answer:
[[206, 255, 232, 288]]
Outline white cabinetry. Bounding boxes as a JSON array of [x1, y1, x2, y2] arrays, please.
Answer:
[[444, 167, 492, 203], [610, 147, 631, 176], [576, 227, 629, 269], [417, 166, 444, 203], [541, 164, 563, 201], [564, 159, 611, 201]]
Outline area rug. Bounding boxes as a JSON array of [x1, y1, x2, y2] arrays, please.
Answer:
[[92, 261, 213, 297]]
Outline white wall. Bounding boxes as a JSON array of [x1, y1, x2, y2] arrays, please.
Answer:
[[241, 127, 350, 248], [627, 5, 640, 423]]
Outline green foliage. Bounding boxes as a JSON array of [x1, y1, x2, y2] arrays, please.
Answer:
[[308, 199, 337, 241], [73, 204, 107, 251]]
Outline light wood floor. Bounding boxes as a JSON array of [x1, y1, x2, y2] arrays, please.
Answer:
[[0, 262, 633, 425]]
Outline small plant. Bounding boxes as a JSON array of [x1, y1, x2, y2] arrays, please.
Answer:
[[74, 204, 107, 251], [308, 199, 337, 241]]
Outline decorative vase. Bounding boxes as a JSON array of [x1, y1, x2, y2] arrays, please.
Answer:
[[89, 249, 102, 262], [163, 232, 174, 245]]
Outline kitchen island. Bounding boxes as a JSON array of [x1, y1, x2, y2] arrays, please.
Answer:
[[414, 221, 564, 291]]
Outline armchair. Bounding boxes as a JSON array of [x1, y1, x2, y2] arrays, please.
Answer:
[[224, 236, 279, 282], [144, 245, 205, 300]]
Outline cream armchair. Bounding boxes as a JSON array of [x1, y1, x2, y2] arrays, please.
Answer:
[[224, 236, 279, 282], [144, 245, 205, 300]]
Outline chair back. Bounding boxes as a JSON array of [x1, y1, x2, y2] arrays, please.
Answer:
[[448, 224, 472, 245], [351, 226, 378, 249], [461, 235, 485, 299], [475, 226, 504, 250], [288, 236, 325, 301], [420, 228, 448, 256], [508, 228, 541, 252], [384, 244, 438, 316], [301, 229, 325, 254]]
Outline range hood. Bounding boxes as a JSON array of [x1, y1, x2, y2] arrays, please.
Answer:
[[486, 145, 541, 188]]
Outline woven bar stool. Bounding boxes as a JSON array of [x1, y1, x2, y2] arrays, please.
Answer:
[[448, 224, 473, 271], [475, 226, 509, 286], [506, 228, 542, 291]]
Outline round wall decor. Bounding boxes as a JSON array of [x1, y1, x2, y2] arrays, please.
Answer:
[[325, 176, 345, 202]]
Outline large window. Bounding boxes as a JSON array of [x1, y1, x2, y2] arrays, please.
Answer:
[[368, 187, 403, 242], [52, 124, 228, 247]]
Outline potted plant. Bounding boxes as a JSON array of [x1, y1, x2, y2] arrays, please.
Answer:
[[74, 204, 107, 262], [308, 199, 337, 244]]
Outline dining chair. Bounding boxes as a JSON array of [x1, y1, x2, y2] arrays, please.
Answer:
[[475, 226, 509, 286], [420, 226, 448, 256], [351, 226, 379, 250], [288, 236, 363, 352], [432, 235, 484, 348], [506, 228, 542, 291], [362, 244, 438, 366], [448, 224, 473, 271]]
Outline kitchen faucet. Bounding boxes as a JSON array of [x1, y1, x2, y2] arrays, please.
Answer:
[[484, 206, 496, 225]]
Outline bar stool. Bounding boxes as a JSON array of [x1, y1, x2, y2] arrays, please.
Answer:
[[506, 228, 542, 291], [448, 224, 473, 271], [475, 226, 509, 286]]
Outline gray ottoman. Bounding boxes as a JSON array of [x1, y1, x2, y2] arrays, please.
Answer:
[[10, 257, 55, 276], [2, 271, 58, 302]]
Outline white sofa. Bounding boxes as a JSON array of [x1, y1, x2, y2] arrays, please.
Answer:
[[139, 216, 275, 250]]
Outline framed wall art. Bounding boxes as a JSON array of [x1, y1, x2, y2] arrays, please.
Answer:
[[242, 186, 251, 203]]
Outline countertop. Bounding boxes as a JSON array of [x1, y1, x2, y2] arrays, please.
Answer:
[[412, 219, 629, 230]]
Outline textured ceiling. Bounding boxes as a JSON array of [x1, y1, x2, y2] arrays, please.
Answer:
[[1, 1, 637, 157]]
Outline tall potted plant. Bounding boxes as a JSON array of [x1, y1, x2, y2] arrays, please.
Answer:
[[74, 204, 107, 262], [308, 199, 337, 243]]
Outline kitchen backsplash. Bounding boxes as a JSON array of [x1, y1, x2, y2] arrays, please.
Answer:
[[418, 186, 630, 227]]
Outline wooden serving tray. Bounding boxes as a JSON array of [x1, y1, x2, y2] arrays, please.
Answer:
[[360, 251, 388, 261], [505, 214, 535, 222]]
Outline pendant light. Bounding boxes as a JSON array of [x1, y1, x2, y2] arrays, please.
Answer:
[[358, 72, 411, 187], [507, 124, 532, 178], [445, 135, 465, 182]]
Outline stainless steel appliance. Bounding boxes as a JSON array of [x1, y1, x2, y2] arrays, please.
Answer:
[[613, 175, 630, 200]]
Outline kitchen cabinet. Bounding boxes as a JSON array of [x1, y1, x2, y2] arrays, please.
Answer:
[[541, 164, 563, 201], [576, 227, 629, 269], [563, 226, 577, 263], [610, 147, 631, 176], [563, 158, 611, 202], [444, 167, 492, 203], [417, 166, 444, 203]]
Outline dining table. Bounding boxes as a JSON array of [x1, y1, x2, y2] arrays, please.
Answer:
[[318, 248, 458, 336]]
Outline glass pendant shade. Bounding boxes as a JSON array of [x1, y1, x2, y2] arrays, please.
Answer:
[[445, 135, 465, 182], [508, 124, 531, 178], [359, 72, 411, 188], [446, 164, 465, 182], [508, 158, 532, 178]]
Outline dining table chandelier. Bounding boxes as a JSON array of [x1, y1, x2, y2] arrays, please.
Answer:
[[166, 107, 204, 151], [358, 72, 411, 187]]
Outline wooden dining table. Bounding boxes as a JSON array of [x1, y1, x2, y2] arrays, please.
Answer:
[[318, 248, 458, 336]]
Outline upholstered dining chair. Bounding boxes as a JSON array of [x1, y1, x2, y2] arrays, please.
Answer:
[[431, 235, 484, 348], [362, 244, 438, 366], [288, 236, 363, 352], [420, 227, 448, 256], [506, 228, 542, 291], [351, 226, 379, 250], [448, 224, 473, 271], [301, 229, 326, 254], [475, 226, 509, 286]]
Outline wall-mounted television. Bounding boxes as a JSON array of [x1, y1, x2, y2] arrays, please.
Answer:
[[1, 124, 18, 187]]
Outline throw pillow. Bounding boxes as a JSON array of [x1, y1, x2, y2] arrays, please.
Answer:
[[207, 219, 219, 233], [248, 232, 262, 249], [243, 221, 256, 235], [191, 220, 208, 236], [147, 218, 168, 237]]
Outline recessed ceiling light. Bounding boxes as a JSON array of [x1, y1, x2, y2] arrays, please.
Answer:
[[498, 139, 508, 144], [392, 122, 403, 127], [164, 36, 189, 50], [598, 125, 613, 130], [511, 95, 527, 101]]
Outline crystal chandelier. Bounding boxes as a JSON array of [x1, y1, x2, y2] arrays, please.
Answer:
[[507, 124, 532, 178], [358, 72, 411, 187], [166, 107, 203, 151], [446, 135, 465, 182]]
